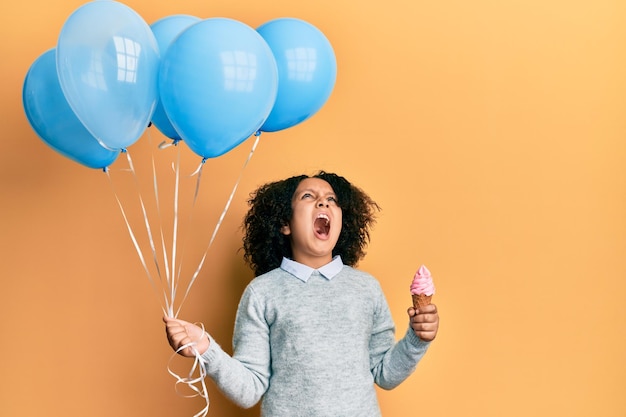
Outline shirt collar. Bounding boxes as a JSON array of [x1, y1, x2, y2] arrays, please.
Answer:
[[280, 256, 344, 282]]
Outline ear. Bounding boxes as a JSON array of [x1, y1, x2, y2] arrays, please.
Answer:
[[280, 223, 291, 235]]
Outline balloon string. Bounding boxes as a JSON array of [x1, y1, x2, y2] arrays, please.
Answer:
[[167, 322, 210, 417], [175, 132, 261, 317], [145, 134, 211, 413], [125, 150, 172, 315], [148, 132, 174, 318], [105, 165, 168, 317], [168, 144, 182, 318], [173, 157, 205, 316]]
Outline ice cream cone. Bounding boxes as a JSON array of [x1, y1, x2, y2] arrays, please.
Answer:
[[412, 293, 432, 310]]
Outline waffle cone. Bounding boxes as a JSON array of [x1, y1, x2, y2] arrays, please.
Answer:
[[412, 293, 432, 310]]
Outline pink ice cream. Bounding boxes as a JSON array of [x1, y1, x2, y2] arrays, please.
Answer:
[[410, 265, 435, 296]]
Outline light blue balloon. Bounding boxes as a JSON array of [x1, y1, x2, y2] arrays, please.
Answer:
[[150, 14, 201, 140], [257, 18, 337, 132], [159, 18, 278, 158], [56, 0, 160, 150], [23, 49, 120, 169]]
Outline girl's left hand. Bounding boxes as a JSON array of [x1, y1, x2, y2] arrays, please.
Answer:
[[408, 304, 439, 342]]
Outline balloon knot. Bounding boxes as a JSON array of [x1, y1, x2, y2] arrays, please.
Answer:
[[173, 139, 181, 146], [121, 148, 128, 153], [201, 157, 207, 164], [254, 130, 262, 137]]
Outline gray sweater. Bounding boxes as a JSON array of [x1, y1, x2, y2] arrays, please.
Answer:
[[201, 265, 430, 416]]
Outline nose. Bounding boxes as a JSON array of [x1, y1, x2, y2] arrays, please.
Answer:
[[318, 200, 328, 208]]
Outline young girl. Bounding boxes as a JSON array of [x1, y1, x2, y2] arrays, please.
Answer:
[[164, 171, 439, 416]]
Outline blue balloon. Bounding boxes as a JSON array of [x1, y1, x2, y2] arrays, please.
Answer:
[[56, 0, 160, 150], [257, 18, 337, 132], [23, 49, 120, 169], [150, 14, 201, 140], [159, 18, 278, 158]]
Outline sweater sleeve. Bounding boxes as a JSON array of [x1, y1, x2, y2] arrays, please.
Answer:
[[200, 285, 270, 408], [369, 285, 431, 390]]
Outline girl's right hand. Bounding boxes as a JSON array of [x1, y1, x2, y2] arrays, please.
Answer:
[[163, 316, 210, 357]]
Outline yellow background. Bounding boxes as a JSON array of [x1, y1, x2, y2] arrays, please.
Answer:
[[1, 0, 625, 416]]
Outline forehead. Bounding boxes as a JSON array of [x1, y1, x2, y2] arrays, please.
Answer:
[[294, 178, 335, 194]]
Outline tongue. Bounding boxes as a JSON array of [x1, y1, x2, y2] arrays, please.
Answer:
[[314, 218, 329, 237]]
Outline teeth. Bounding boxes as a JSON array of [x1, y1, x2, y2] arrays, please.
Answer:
[[317, 213, 330, 225]]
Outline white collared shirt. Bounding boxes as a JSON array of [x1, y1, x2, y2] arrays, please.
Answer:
[[280, 255, 344, 282]]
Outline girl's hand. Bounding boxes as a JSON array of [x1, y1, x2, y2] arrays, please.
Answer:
[[163, 316, 210, 357], [407, 304, 439, 342]]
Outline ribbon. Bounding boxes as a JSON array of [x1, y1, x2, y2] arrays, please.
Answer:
[[175, 132, 261, 317], [105, 131, 263, 415], [167, 323, 210, 417]]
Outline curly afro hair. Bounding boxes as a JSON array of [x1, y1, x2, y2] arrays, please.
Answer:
[[242, 171, 380, 276]]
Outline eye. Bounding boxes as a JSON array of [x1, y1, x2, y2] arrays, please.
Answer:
[[327, 196, 338, 203], [301, 192, 314, 199]]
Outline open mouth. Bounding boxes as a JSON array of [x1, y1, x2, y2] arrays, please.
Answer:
[[314, 213, 330, 238]]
